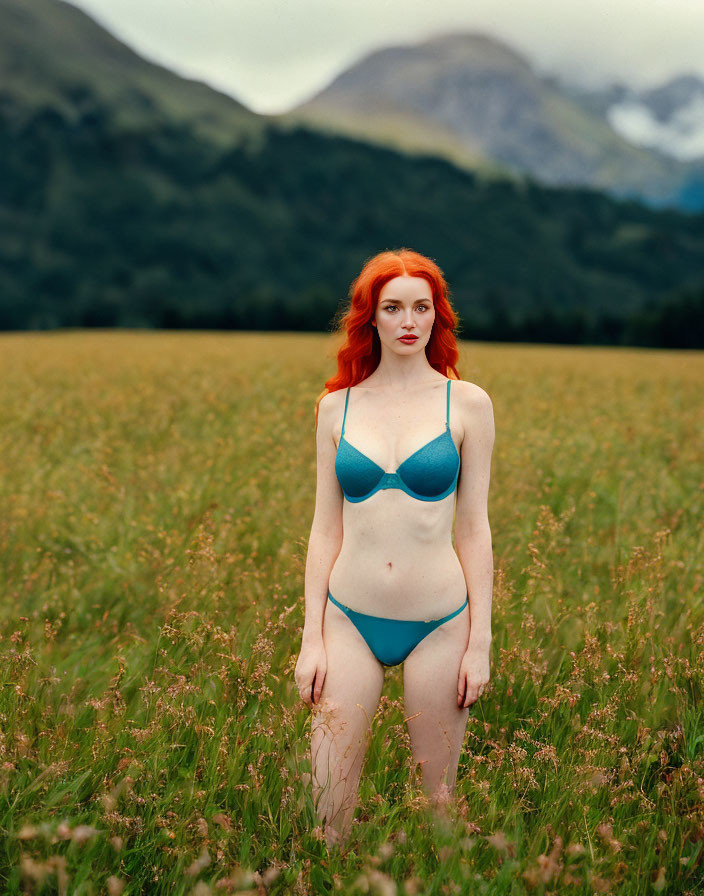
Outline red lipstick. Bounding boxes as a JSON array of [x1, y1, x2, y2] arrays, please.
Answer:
[[399, 335, 418, 343]]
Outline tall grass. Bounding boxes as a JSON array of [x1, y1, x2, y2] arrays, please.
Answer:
[[0, 331, 702, 895]]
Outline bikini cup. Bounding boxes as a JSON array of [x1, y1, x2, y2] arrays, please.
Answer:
[[334, 379, 461, 503], [336, 429, 460, 501]]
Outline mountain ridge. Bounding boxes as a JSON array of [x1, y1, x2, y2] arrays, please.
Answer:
[[0, 0, 263, 146], [1, 0, 703, 345], [279, 31, 704, 209]]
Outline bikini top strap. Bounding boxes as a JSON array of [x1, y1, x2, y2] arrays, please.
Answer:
[[341, 387, 351, 437], [446, 379, 451, 429]]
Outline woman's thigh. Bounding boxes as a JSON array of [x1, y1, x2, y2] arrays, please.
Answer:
[[311, 601, 386, 776], [402, 606, 470, 793]]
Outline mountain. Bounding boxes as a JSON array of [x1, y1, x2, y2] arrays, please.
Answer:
[[0, 0, 262, 146], [564, 74, 704, 163], [1, 0, 703, 346], [278, 32, 704, 210]]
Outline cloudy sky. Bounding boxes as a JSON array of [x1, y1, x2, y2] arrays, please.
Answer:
[[69, 0, 704, 115]]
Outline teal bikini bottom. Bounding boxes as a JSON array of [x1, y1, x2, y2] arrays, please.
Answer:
[[327, 591, 469, 667]]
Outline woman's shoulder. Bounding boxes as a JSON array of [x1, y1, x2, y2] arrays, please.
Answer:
[[451, 379, 494, 438], [451, 377, 493, 409], [317, 388, 348, 426]]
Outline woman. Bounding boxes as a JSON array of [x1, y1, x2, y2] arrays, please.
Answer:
[[294, 248, 495, 847]]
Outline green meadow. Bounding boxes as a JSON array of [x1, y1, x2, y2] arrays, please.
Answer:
[[0, 331, 702, 895]]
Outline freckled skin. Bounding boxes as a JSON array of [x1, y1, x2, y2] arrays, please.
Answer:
[[309, 275, 477, 846], [328, 277, 465, 621]]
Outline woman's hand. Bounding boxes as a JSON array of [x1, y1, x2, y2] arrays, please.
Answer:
[[457, 642, 491, 708], [294, 636, 327, 708]]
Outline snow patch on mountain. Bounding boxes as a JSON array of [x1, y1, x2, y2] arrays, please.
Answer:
[[608, 97, 704, 160]]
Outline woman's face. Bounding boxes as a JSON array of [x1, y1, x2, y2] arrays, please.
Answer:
[[373, 276, 435, 356]]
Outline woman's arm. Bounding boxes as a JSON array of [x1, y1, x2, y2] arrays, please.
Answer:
[[453, 382, 495, 706], [301, 391, 344, 645]]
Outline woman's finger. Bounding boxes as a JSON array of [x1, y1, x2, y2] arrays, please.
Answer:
[[457, 667, 468, 706], [460, 679, 489, 708], [298, 675, 313, 707], [464, 688, 478, 708], [312, 669, 325, 705]]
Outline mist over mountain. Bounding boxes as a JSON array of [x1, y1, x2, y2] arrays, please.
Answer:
[[600, 75, 704, 162], [280, 32, 704, 211]]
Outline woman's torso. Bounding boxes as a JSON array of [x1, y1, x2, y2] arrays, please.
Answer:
[[328, 376, 466, 619]]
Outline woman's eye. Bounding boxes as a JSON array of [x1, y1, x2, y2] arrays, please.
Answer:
[[383, 304, 430, 312]]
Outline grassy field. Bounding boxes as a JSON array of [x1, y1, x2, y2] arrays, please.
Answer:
[[0, 331, 702, 895]]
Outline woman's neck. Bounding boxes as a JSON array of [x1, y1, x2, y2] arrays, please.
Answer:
[[366, 350, 439, 389]]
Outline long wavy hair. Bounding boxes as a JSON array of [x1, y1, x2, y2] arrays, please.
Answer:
[[315, 249, 461, 424]]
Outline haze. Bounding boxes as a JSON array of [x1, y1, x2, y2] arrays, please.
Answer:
[[68, 0, 704, 115]]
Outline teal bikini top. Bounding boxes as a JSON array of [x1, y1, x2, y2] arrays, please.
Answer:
[[335, 379, 461, 503]]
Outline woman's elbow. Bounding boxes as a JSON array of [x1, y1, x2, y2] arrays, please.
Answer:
[[309, 514, 343, 550], [455, 516, 492, 544]]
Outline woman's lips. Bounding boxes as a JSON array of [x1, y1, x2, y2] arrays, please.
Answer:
[[399, 335, 418, 343]]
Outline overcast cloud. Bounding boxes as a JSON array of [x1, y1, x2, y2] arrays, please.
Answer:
[[68, 0, 704, 114]]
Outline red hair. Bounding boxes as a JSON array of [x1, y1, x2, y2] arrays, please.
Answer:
[[315, 249, 461, 424]]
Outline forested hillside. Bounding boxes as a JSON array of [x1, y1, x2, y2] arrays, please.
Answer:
[[2, 0, 704, 346]]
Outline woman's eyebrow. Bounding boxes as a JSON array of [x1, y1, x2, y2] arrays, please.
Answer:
[[380, 297, 433, 303]]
